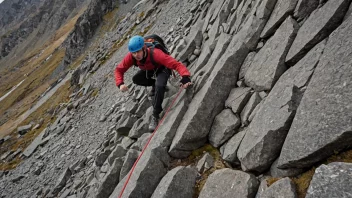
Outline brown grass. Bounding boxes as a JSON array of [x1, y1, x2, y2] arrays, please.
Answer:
[[0, 81, 72, 170], [169, 144, 230, 198], [288, 149, 352, 198]]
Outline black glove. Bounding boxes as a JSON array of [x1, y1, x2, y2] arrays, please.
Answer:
[[180, 76, 191, 85]]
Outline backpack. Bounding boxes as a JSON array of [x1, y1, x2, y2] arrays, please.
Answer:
[[132, 34, 170, 67]]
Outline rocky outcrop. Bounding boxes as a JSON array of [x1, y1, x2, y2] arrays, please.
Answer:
[[306, 162, 352, 198], [3, 0, 352, 197], [278, 15, 352, 169], [238, 39, 326, 173], [198, 169, 259, 198], [0, 0, 85, 60]]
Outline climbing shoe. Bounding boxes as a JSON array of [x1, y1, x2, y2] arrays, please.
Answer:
[[148, 116, 159, 132]]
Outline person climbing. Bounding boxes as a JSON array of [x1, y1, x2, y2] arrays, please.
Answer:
[[114, 35, 192, 131]]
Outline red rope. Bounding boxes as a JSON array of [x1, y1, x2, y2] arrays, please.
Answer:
[[118, 87, 184, 198]]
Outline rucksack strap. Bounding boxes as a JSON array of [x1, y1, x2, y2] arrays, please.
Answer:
[[149, 45, 161, 68]]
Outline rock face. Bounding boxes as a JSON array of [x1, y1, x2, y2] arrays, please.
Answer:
[[245, 16, 299, 92], [59, 0, 118, 73], [3, 0, 352, 197], [285, 0, 351, 65], [261, 177, 297, 198], [278, 16, 352, 169], [260, 0, 298, 38], [238, 39, 326, 173], [208, 109, 241, 148], [151, 166, 197, 198], [0, 0, 85, 60], [198, 169, 259, 198], [293, 0, 319, 21], [306, 162, 352, 198], [169, 35, 249, 158]]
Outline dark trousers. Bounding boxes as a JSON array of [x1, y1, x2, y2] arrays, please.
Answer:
[[132, 67, 171, 118]]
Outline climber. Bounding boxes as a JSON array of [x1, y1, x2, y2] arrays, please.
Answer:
[[114, 35, 192, 131]]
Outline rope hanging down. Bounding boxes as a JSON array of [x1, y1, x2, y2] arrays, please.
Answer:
[[118, 87, 184, 198]]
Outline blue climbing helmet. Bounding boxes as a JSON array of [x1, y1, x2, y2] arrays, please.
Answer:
[[128, 35, 145, 52]]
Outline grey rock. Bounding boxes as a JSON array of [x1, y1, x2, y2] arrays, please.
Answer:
[[238, 40, 326, 172], [306, 162, 352, 198], [193, 33, 232, 93], [23, 128, 47, 157], [199, 169, 259, 198], [220, 130, 246, 165], [255, 176, 270, 198], [177, 21, 203, 62], [95, 149, 112, 167], [135, 96, 151, 117], [11, 175, 25, 183], [169, 34, 249, 158], [256, 42, 264, 50], [121, 137, 135, 149], [183, 15, 193, 28], [286, 0, 350, 65], [261, 177, 297, 198], [52, 168, 72, 196], [196, 153, 214, 173], [109, 149, 168, 198], [17, 124, 32, 135], [202, 0, 226, 33], [95, 157, 124, 198], [240, 92, 262, 127], [209, 109, 241, 147], [239, 52, 256, 80], [151, 166, 197, 198], [130, 133, 152, 151], [107, 145, 127, 166], [278, 18, 352, 169], [193, 48, 201, 56], [245, 16, 298, 91], [129, 107, 153, 139], [344, 2, 352, 21], [225, 87, 252, 114], [269, 158, 304, 178], [119, 149, 140, 181], [148, 91, 191, 150], [294, 0, 319, 21], [117, 111, 138, 129], [248, 99, 264, 123], [234, 0, 278, 50], [261, 0, 298, 38]]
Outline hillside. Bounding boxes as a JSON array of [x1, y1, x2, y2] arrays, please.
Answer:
[[1, 0, 352, 198]]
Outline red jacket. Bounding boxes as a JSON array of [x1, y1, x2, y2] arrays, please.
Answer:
[[114, 48, 191, 86]]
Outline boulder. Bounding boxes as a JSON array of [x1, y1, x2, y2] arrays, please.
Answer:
[[245, 16, 299, 92], [196, 153, 214, 173], [278, 16, 352, 169], [198, 169, 259, 198], [293, 0, 319, 21], [209, 109, 241, 147], [151, 166, 197, 198], [306, 162, 352, 198], [95, 157, 124, 198], [225, 87, 252, 114], [119, 149, 140, 181], [109, 148, 168, 198], [220, 130, 246, 165], [238, 39, 326, 172], [286, 0, 350, 65], [169, 34, 249, 158], [260, 0, 298, 38], [240, 92, 261, 127], [261, 177, 297, 198]]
